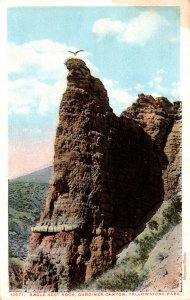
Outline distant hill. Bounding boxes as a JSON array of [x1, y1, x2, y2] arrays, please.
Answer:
[[9, 180, 48, 258], [9, 165, 52, 289], [9, 165, 52, 261], [13, 165, 53, 184]]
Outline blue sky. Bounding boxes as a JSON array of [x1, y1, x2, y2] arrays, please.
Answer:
[[8, 6, 180, 177]]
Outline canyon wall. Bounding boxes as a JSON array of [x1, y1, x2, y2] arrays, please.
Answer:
[[24, 59, 181, 291]]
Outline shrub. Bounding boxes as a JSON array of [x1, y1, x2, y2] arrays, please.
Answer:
[[91, 194, 182, 291], [133, 238, 139, 245], [136, 234, 157, 263], [118, 254, 141, 267], [156, 252, 168, 261], [156, 221, 170, 238], [129, 255, 141, 266], [97, 270, 147, 291], [148, 220, 159, 231], [162, 195, 182, 226], [119, 195, 182, 269]]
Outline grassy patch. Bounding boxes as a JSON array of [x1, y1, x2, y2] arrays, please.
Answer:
[[84, 194, 182, 291], [148, 220, 159, 231], [9, 180, 48, 258], [97, 269, 147, 291], [162, 195, 182, 226], [117, 194, 182, 268]]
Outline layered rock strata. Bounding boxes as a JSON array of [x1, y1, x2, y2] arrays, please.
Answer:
[[122, 94, 181, 199], [163, 101, 181, 199], [24, 59, 181, 291]]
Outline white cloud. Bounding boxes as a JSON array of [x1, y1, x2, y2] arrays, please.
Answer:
[[92, 18, 125, 36], [134, 83, 144, 91], [8, 40, 98, 77], [8, 77, 65, 115], [157, 69, 167, 75], [8, 40, 66, 78], [93, 10, 169, 45], [148, 70, 180, 100], [171, 81, 180, 98], [149, 69, 167, 92], [154, 76, 163, 84], [103, 78, 134, 114], [8, 40, 98, 115]]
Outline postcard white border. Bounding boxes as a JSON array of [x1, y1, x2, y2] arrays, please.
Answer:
[[0, 0, 190, 299]]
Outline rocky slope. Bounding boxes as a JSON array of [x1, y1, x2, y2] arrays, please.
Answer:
[[86, 193, 181, 291], [9, 257, 24, 290], [22, 58, 181, 292], [9, 181, 48, 258], [142, 222, 181, 291], [9, 180, 48, 289]]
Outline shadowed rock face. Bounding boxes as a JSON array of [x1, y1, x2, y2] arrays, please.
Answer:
[[122, 94, 181, 200], [163, 102, 181, 199], [24, 59, 180, 291]]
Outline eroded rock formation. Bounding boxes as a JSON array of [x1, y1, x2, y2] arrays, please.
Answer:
[[122, 94, 181, 200], [24, 59, 181, 291], [163, 102, 181, 199]]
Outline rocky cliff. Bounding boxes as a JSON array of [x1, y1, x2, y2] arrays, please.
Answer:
[[163, 102, 181, 199], [23, 58, 181, 291], [122, 94, 181, 200]]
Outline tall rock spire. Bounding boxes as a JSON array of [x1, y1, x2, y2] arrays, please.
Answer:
[[24, 59, 176, 291]]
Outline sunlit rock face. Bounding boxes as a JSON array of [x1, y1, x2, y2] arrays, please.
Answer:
[[24, 59, 180, 291]]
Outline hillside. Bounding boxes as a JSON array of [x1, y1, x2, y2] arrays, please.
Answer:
[[9, 180, 48, 258], [86, 193, 182, 291], [9, 180, 48, 289], [13, 165, 53, 184]]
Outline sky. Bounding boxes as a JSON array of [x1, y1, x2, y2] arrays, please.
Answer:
[[8, 6, 180, 177]]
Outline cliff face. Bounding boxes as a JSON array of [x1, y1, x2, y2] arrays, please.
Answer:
[[122, 94, 181, 200], [24, 59, 181, 291], [163, 102, 181, 199]]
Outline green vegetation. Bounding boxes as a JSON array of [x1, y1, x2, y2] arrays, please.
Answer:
[[9, 175, 181, 292], [132, 194, 182, 265], [88, 193, 182, 291], [148, 219, 159, 231], [9, 256, 25, 289], [9, 180, 47, 258], [136, 234, 157, 263], [162, 195, 182, 226], [97, 269, 147, 291], [155, 252, 168, 261]]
